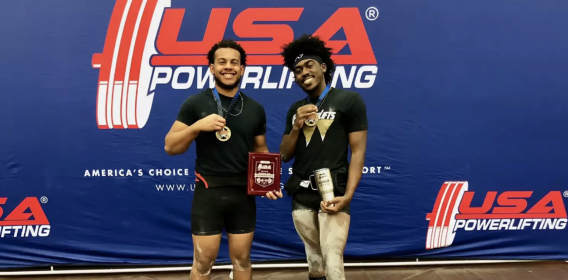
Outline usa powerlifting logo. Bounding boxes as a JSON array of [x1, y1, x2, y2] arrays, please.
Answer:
[[425, 181, 568, 250], [0, 197, 51, 238], [92, 0, 379, 129]]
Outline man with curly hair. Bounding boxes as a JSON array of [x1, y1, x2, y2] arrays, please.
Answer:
[[165, 39, 282, 280], [279, 34, 368, 280]]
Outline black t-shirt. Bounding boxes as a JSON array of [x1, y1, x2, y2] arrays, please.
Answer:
[[176, 88, 266, 180], [284, 88, 368, 178]]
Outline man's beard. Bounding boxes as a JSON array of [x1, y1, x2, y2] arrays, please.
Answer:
[[214, 75, 242, 90]]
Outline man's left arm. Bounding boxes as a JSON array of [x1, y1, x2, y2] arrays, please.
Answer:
[[253, 106, 282, 200], [253, 106, 269, 153], [344, 93, 368, 201], [253, 135, 269, 152], [344, 130, 367, 200], [322, 94, 368, 212]]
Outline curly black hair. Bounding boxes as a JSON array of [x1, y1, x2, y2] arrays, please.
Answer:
[[280, 34, 335, 84], [207, 39, 247, 66]]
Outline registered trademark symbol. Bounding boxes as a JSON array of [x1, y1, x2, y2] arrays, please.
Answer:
[[563, 191, 568, 198], [40, 196, 48, 204], [366, 7, 379, 21]]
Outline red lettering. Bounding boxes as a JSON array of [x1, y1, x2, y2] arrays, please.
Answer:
[[492, 191, 531, 214], [456, 191, 567, 219], [0, 197, 6, 217], [234, 8, 303, 55], [527, 191, 567, 217], [458, 191, 496, 214], [0, 197, 49, 226], [152, 7, 377, 66], [157, 8, 231, 57], [313, 8, 377, 65]]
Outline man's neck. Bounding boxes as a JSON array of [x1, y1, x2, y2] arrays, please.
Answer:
[[215, 85, 239, 97], [306, 81, 328, 99]]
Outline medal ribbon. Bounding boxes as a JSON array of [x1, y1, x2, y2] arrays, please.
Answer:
[[306, 84, 331, 108], [212, 88, 240, 119]]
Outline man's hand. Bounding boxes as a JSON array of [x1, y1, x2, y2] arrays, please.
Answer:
[[196, 114, 226, 132], [321, 196, 352, 214], [293, 105, 318, 130], [262, 190, 283, 200]]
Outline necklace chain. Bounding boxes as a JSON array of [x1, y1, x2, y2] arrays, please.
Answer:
[[220, 94, 244, 117]]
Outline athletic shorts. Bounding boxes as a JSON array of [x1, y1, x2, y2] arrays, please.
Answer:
[[191, 179, 256, 236], [291, 173, 350, 215]]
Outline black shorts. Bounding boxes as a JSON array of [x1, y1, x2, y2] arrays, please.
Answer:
[[191, 179, 256, 236]]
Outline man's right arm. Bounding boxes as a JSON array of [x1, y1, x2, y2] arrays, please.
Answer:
[[279, 105, 297, 162], [280, 103, 318, 163], [164, 121, 202, 156], [164, 97, 201, 156], [280, 128, 301, 163]]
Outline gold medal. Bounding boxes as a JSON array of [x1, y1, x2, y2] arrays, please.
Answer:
[[216, 126, 231, 141], [304, 113, 318, 127]]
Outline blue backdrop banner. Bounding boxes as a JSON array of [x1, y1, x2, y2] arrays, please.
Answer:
[[0, 0, 567, 269]]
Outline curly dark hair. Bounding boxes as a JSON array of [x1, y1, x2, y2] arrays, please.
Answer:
[[207, 39, 247, 66], [280, 34, 335, 84]]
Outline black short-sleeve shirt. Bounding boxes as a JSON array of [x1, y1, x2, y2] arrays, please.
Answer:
[[284, 88, 368, 178], [176, 88, 266, 179]]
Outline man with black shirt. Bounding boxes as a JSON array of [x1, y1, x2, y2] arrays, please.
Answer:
[[279, 34, 368, 280], [164, 39, 282, 280]]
